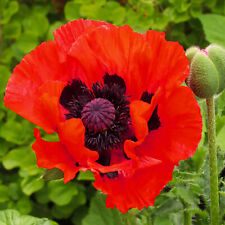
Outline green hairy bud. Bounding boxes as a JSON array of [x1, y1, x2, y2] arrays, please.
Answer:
[[206, 44, 225, 94], [186, 44, 225, 98], [185, 46, 200, 61]]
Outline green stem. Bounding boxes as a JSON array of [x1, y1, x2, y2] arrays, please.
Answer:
[[184, 209, 191, 225], [206, 97, 219, 225]]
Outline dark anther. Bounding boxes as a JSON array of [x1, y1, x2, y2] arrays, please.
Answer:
[[141, 91, 161, 132]]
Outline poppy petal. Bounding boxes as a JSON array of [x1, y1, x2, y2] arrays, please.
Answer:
[[4, 41, 78, 133], [69, 25, 153, 98], [58, 118, 99, 164], [53, 19, 110, 54], [32, 81, 66, 133], [136, 86, 202, 165], [143, 30, 189, 91], [129, 87, 162, 141], [32, 128, 79, 183], [94, 161, 174, 213]]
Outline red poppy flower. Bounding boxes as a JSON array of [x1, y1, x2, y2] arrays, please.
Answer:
[[4, 19, 202, 213]]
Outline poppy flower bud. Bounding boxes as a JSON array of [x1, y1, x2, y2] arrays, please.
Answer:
[[185, 46, 200, 61], [206, 44, 225, 94], [186, 48, 219, 98]]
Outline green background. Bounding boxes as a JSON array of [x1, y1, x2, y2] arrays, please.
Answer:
[[0, 0, 225, 224]]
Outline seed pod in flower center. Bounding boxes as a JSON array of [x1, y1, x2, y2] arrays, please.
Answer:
[[81, 98, 116, 132]]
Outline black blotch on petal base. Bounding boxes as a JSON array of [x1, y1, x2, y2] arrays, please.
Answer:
[[59, 79, 94, 119], [103, 73, 126, 95], [100, 171, 119, 179], [148, 106, 161, 132], [141, 91, 153, 104], [141, 91, 161, 132]]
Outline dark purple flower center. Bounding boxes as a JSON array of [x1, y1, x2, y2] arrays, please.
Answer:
[[59, 74, 130, 154], [81, 98, 116, 132], [59, 73, 161, 179]]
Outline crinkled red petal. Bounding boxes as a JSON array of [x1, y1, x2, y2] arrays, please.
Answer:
[[4, 41, 79, 133], [135, 86, 202, 165], [142, 30, 190, 92], [58, 118, 99, 164], [94, 161, 174, 213], [54, 19, 110, 54], [32, 128, 79, 183], [32, 80, 66, 133], [69, 25, 153, 97], [129, 87, 162, 141]]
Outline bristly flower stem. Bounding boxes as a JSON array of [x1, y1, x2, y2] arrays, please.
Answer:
[[206, 97, 219, 225], [184, 208, 191, 225]]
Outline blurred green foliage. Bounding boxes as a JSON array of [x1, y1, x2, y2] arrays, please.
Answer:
[[0, 0, 225, 224]]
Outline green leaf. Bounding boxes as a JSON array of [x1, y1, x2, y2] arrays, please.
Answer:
[[2, 147, 37, 171], [8, 183, 22, 201], [217, 124, 225, 151], [0, 185, 10, 203], [216, 91, 225, 116], [153, 198, 183, 215], [82, 193, 123, 225], [0, 138, 11, 157], [72, 206, 89, 225], [192, 146, 207, 172], [0, 48, 13, 64], [190, 4, 203, 18], [0, 121, 26, 144], [77, 170, 95, 181], [16, 196, 32, 215], [154, 216, 173, 225], [46, 21, 64, 41], [3, 21, 21, 39], [64, 2, 81, 21], [169, 0, 191, 12], [35, 187, 50, 205], [42, 132, 59, 142], [32, 5, 51, 15], [198, 14, 225, 48], [80, 4, 100, 19], [2, 147, 30, 170], [23, 13, 49, 37], [216, 116, 225, 134], [98, 2, 126, 25], [42, 168, 64, 181], [0, 65, 10, 93], [21, 176, 44, 196], [0, 209, 58, 225], [1, 1, 19, 24], [176, 186, 198, 206], [48, 180, 79, 206], [15, 33, 38, 54], [51, 192, 86, 219]]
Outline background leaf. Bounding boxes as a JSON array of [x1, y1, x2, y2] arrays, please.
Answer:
[[82, 193, 123, 225], [198, 14, 225, 47]]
